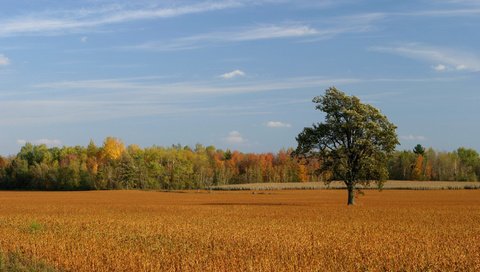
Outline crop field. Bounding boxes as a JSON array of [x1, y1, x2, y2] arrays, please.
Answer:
[[0, 190, 480, 271], [210, 180, 480, 190]]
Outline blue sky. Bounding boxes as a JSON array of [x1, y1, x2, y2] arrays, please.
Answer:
[[0, 0, 479, 155]]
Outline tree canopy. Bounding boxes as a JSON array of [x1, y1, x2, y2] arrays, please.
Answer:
[[413, 144, 425, 156], [294, 87, 399, 205]]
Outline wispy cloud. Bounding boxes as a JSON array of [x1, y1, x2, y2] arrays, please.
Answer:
[[266, 121, 291, 128], [11, 75, 352, 125], [0, 54, 10, 66], [17, 138, 62, 147], [220, 70, 246, 79], [224, 131, 246, 144], [33, 74, 462, 98], [400, 135, 427, 141], [0, 99, 234, 125], [127, 23, 320, 51], [33, 76, 361, 95], [401, 0, 480, 16], [344, 6, 480, 22], [0, 1, 245, 37], [0, 1, 350, 38], [432, 64, 447, 71], [371, 43, 480, 72], [228, 24, 319, 40], [398, 8, 480, 16], [1, 74, 456, 126], [378, 0, 480, 17], [126, 14, 381, 52]]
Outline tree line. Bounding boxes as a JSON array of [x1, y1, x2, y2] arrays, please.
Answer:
[[388, 144, 480, 182], [0, 137, 324, 190], [0, 138, 478, 191]]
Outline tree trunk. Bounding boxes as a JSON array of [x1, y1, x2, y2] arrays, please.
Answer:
[[347, 184, 355, 205]]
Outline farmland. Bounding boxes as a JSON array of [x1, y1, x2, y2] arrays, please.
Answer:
[[0, 190, 480, 271], [211, 180, 480, 190]]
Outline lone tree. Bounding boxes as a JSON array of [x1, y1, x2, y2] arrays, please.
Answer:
[[294, 87, 399, 205]]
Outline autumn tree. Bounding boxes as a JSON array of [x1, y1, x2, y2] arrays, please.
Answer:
[[4, 135, 480, 191], [86, 140, 99, 176], [102, 137, 125, 161], [294, 87, 399, 205], [411, 154, 424, 180]]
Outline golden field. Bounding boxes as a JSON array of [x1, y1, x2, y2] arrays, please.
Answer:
[[0, 189, 479, 271], [211, 180, 480, 190]]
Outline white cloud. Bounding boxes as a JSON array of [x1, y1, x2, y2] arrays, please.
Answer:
[[371, 43, 480, 72], [16, 139, 26, 145], [430, 64, 469, 71], [5, 75, 457, 126], [16, 138, 62, 147], [230, 24, 318, 41], [400, 135, 427, 141], [400, 8, 480, 17], [126, 15, 381, 52], [433, 64, 446, 71], [36, 139, 63, 147], [33, 75, 459, 98], [266, 121, 291, 128], [0, 54, 10, 66], [224, 131, 246, 144], [0, 2, 245, 37], [33, 76, 361, 94], [128, 24, 320, 51], [80, 36, 88, 43], [220, 70, 245, 79]]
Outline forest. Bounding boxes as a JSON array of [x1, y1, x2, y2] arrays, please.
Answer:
[[0, 137, 478, 190]]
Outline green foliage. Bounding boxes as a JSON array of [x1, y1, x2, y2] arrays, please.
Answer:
[[0, 134, 478, 191], [456, 147, 479, 181], [223, 150, 232, 161], [387, 147, 480, 181], [294, 87, 399, 204], [28, 221, 43, 233], [413, 144, 425, 156], [0, 137, 319, 191], [0, 251, 56, 272]]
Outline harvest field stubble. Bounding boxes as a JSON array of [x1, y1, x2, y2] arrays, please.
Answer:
[[0, 189, 479, 271]]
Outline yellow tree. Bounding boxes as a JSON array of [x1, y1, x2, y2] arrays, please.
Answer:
[[298, 164, 308, 182], [411, 155, 424, 180], [102, 137, 125, 161]]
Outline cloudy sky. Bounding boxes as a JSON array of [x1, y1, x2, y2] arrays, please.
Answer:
[[0, 0, 479, 154]]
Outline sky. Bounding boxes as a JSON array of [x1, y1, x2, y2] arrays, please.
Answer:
[[0, 0, 479, 155]]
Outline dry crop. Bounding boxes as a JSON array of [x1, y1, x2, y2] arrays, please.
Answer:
[[0, 190, 479, 271], [210, 180, 480, 190]]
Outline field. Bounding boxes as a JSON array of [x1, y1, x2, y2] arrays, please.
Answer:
[[210, 180, 480, 190], [0, 190, 480, 271]]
